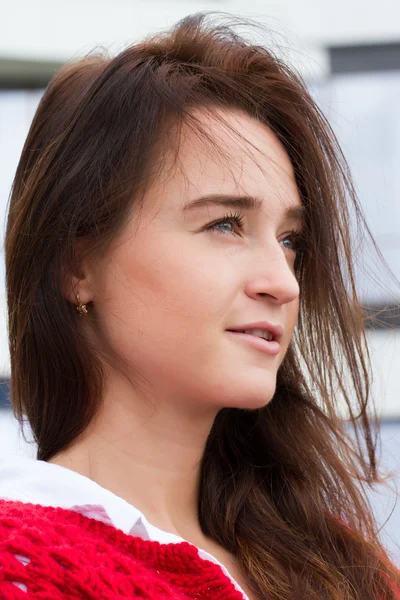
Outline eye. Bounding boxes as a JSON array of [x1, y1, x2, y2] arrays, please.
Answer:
[[280, 230, 306, 255], [205, 211, 245, 236], [205, 215, 306, 256]]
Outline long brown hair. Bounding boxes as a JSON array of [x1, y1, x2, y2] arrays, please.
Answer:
[[5, 12, 400, 599]]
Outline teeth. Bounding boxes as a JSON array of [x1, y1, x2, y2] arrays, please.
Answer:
[[240, 328, 273, 341]]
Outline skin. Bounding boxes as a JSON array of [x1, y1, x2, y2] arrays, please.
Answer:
[[50, 108, 302, 547]]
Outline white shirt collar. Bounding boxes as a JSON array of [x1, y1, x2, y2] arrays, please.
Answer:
[[0, 453, 249, 599], [0, 453, 186, 543]]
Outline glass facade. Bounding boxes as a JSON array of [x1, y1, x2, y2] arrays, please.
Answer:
[[311, 70, 400, 305]]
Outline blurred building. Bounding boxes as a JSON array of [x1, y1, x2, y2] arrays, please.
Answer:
[[0, 0, 399, 563]]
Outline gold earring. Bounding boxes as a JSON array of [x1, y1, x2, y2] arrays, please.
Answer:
[[75, 293, 88, 316]]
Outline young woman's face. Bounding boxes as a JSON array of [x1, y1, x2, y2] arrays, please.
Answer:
[[86, 109, 302, 415]]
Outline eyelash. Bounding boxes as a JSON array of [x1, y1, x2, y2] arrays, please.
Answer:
[[205, 210, 306, 254]]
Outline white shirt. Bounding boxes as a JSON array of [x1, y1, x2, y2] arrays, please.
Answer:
[[0, 454, 248, 599]]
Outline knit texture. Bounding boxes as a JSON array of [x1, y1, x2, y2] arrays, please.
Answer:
[[0, 499, 246, 599], [1, 499, 399, 599]]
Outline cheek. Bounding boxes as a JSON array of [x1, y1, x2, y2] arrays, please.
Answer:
[[122, 234, 234, 322], [96, 241, 229, 357], [281, 298, 299, 354], [290, 297, 300, 324], [286, 298, 299, 338]]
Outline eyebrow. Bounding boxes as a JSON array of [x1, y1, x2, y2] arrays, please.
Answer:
[[182, 194, 305, 223]]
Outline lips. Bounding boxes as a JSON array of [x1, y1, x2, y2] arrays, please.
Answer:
[[226, 329, 281, 356], [226, 321, 283, 342], [227, 328, 273, 341]]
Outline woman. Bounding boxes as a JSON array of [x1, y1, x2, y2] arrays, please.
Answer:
[[0, 12, 399, 600]]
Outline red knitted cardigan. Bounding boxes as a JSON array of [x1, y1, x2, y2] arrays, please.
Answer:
[[0, 499, 399, 599], [0, 499, 245, 599]]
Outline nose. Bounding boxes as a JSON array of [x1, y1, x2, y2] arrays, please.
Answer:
[[244, 250, 300, 305]]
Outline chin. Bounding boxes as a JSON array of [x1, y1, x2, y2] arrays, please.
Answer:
[[202, 371, 276, 410], [239, 396, 274, 411], [222, 387, 276, 411]]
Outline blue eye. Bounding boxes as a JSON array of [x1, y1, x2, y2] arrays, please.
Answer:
[[205, 211, 245, 236], [280, 231, 305, 254], [205, 213, 306, 256]]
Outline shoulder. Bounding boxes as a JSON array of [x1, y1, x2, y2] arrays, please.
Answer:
[[0, 497, 127, 555], [0, 499, 195, 599], [0, 498, 85, 558], [0, 496, 79, 529], [0, 499, 75, 597]]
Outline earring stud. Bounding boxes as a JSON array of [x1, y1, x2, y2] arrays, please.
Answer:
[[75, 293, 88, 316]]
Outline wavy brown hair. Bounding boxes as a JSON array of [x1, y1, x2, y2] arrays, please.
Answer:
[[5, 12, 400, 600]]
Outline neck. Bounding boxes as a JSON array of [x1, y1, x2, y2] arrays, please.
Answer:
[[47, 369, 218, 540]]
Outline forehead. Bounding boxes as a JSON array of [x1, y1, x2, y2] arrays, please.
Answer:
[[146, 108, 301, 217]]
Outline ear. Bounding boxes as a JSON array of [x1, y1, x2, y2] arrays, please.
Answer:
[[60, 243, 94, 307], [65, 274, 92, 307]]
